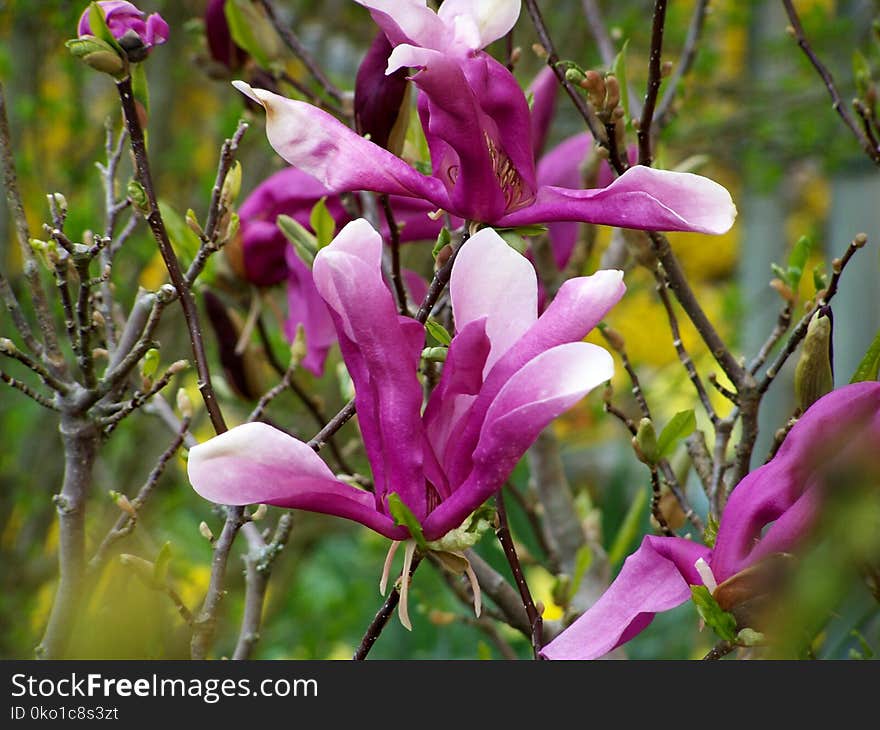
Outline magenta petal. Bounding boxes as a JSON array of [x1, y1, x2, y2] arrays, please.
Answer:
[[283, 247, 336, 376], [496, 165, 737, 235], [423, 342, 613, 540], [144, 13, 169, 46], [188, 422, 406, 539], [443, 269, 625, 487], [355, 0, 450, 49], [711, 381, 880, 580], [313, 220, 427, 519], [541, 536, 711, 660], [450, 227, 537, 372], [528, 67, 559, 158], [233, 82, 448, 206], [355, 33, 409, 149]]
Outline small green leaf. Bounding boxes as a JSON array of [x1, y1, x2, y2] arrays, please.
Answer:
[[159, 201, 201, 265], [130, 63, 150, 116], [141, 348, 160, 379], [568, 544, 594, 599], [88, 1, 125, 55], [657, 409, 696, 458], [850, 327, 880, 383], [770, 262, 788, 282], [499, 231, 527, 254], [224, 0, 283, 68], [610, 39, 630, 123], [432, 227, 451, 259], [153, 541, 172, 584], [703, 513, 720, 549], [736, 628, 765, 647], [690, 585, 738, 642], [495, 224, 549, 237], [853, 50, 872, 97], [309, 197, 336, 249], [425, 320, 452, 346], [387, 493, 427, 550], [812, 265, 828, 293], [277, 214, 317, 266], [787, 235, 812, 290], [607, 488, 647, 567]]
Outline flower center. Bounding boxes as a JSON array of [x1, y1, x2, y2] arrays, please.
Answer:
[[484, 132, 532, 212]]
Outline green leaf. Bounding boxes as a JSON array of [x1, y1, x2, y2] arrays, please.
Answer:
[[703, 513, 720, 549], [787, 235, 812, 290], [499, 230, 527, 254], [140, 348, 160, 379], [277, 214, 317, 266], [607, 488, 647, 567], [153, 541, 172, 584], [495, 224, 549, 238], [812, 265, 828, 293], [224, 0, 283, 68], [387, 493, 427, 550], [425, 320, 452, 346], [610, 39, 630, 123], [657, 409, 696, 458], [853, 50, 872, 97], [691, 585, 738, 642], [850, 327, 880, 383], [309, 197, 336, 249], [432, 227, 451, 259], [159, 201, 200, 265], [130, 63, 150, 116], [88, 1, 125, 55], [770, 262, 788, 282], [568, 544, 594, 599]]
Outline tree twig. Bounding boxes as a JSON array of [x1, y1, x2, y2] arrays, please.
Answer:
[[638, 0, 668, 165], [379, 194, 408, 316]]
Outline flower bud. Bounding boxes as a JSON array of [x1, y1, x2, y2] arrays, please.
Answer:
[[176, 388, 194, 419], [355, 33, 410, 156], [65, 36, 127, 76], [77, 1, 169, 64], [633, 417, 659, 465], [794, 307, 833, 411], [199, 520, 214, 541]]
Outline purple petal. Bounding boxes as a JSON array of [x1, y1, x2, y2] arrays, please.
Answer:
[[188, 422, 406, 539], [712, 382, 880, 580], [529, 67, 559, 158], [401, 268, 429, 306], [144, 13, 169, 46], [283, 247, 336, 376], [496, 165, 737, 235], [443, 269, 625, 487], [355, 33, 409, 150], [394, 50, 536, 221], [233, 82, 448, 206], [541, 536, 711, 659], [205, 0, 247, 69], [422, 341, 613, 540], [313, 220, 427, 519], [450, 227, 537, 373], [423, 318, 492, 497]]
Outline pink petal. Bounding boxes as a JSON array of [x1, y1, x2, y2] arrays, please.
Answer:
[[541, 536, 711, 660], [496, 165, 737, 235], [313, 220, 427, 519], [437, 0, 522, 50], [450, 227, 537, 373], [233, 82, 447, 206], [712, 381, 880, 580], [283, 247, 336, 376], [355, 0, 450, 50], [422, 342, 613, 540], [187, 422, 405, 539], [529, 67, 559, 158]]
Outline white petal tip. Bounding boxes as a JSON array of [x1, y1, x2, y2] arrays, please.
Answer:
[[232, 80, 262, 106]]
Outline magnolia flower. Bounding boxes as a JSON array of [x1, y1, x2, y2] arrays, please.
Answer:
[[78, 1, 168, 61], [232, 168, 443, 375], [541, 381, 880, 660], [205, 0, 248, 71], [233, 0, 735, 236], [189, 220, 624, 622]]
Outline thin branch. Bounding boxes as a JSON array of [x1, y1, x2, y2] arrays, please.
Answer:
[[703, 639, 736, 660], [523, 0, 608, 148], [380, 194, 408, 316], [649, 466, 674, 536], [781, 0, 880, 164], [89, 417, 191, 572], [0, 82, 60, 367], [495, 490, 543, 657], [0, 337, 69, 393], [116, 77, 227, 434], [656, 0, 711, 128], [0, 268, 40, 356], [256, 0, 346, 106], [99, 361, 187, 433], [353, 554, 423, 660], [232, 514, 294, 659], [247, 359, 296, 423], [0, 369, 58, 410], [748, 304, 793, 375], [637, 0, 669, 165]]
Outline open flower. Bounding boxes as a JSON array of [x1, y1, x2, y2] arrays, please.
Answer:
[[541, 381, 880, 660], [78, 1, 168, 61], [232, 0, 735, 236], [231, 167, 443, 374], [190, 219, 623, 542]]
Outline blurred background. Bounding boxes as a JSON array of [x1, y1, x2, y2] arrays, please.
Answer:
[[0, 0, 878, 659]]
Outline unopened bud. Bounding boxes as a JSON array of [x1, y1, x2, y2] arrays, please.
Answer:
[[167, 359, 190, 375], [48, 192, 68, 217], [141, 347, 160, 379], [186, 208, 204, 237], [509, 46, 522, 65], [119, 553, 156, 581], [634, 417, 659, 464], [127, 179, 150, 215], [65, 36, 127, 76], [251, 503, 267, 521], [176, 388, 194, 419], [604, 74, 621, 111], [794, 308, 833, 411], [532, 43, 548, 58], [854, 232, 868, 248], [564, 67, 586, 86], [110, 491, 137, 517], [221, 161, 242, 208], [770, 277, 795, 304], [199, 521, 214, 541], [0, 338, 16, 355], [661, 60, 674, 77], [289, 324, 308, 367]]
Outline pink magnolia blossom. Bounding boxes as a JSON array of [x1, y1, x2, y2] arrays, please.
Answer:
[[78, 1, 168, 59], [232, 0, 735, 236], [541, 382, 880, 660], [189, 220, 624, 543]]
